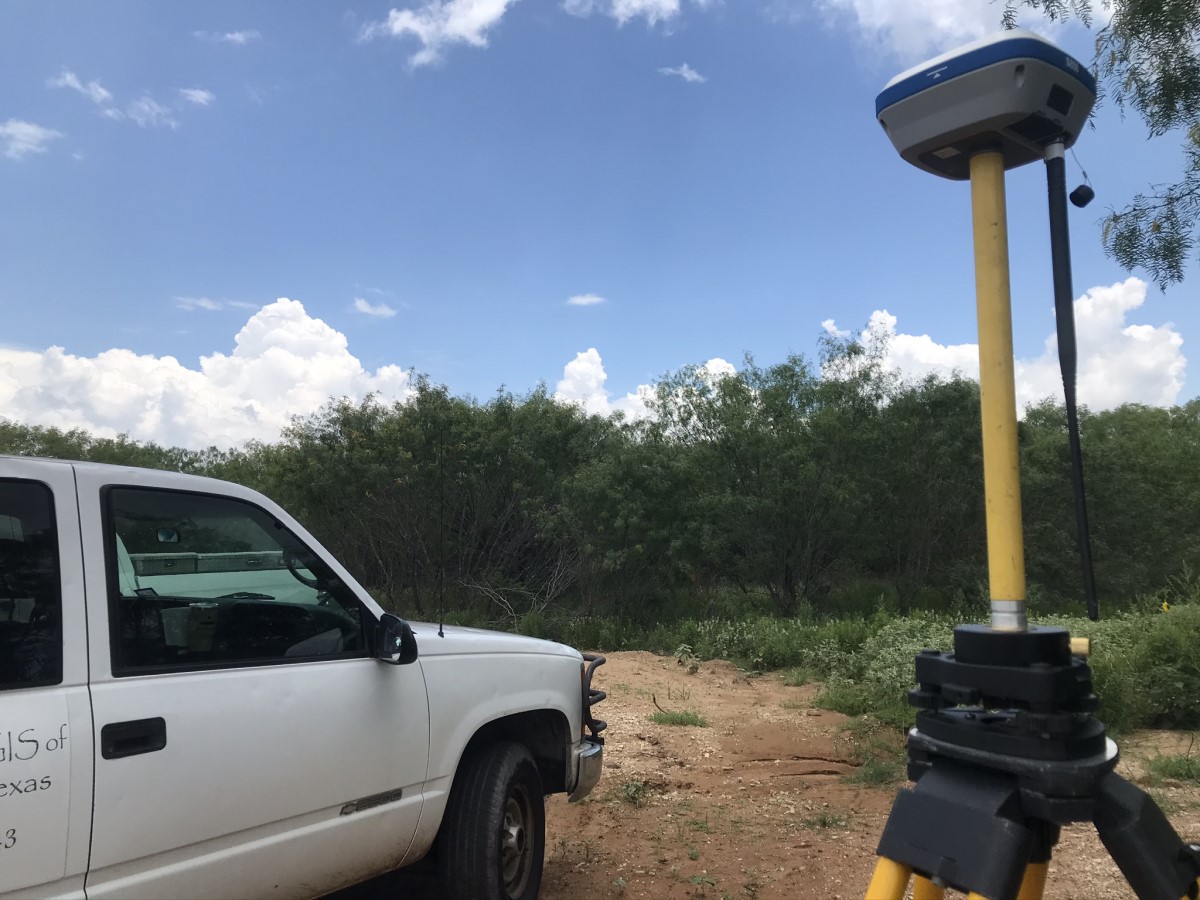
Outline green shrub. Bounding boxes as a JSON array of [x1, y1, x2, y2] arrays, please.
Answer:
[[517, 610, 547, 638], [1043, 603, 1200, 732], [816, 681, 912, 730], [440, 608, 489, 628], [535, 601, 1200, 737], [816, 681, 878, 718], [829, 579, 897, 619], [1126, 604, 1200, 729], [621, 779, 648, 807]]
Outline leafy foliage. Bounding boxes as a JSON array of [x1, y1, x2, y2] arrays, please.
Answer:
[[6, 378, 1200, 734], [1006, 0, 1200, 286], [6, 335, 1200, 630]]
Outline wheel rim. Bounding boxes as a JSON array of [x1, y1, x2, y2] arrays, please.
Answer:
[[500, 783, 534, 897]]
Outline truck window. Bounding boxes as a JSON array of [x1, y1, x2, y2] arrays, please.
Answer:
[[0, 480, 63, 691], [105, 487, 367, 674]]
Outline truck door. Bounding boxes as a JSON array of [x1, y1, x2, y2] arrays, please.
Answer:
[[0, 460, 93, 900], [76, 468, 430, 900]]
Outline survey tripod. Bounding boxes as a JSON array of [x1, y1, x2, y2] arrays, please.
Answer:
[[862, 144, 1200, 900]]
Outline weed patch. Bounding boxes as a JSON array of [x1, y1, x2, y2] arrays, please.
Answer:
[[1147, 753, 1200, 783], [621, 779, 648, 807], [651, 709, 709, 727], [782, 668, 814, 687], [802, 811, 849, 829], [846, 756, 904, 786], [838, 717, 906, 787]]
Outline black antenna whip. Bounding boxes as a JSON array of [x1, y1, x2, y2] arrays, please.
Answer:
[[1045, 139, 1099, 620]]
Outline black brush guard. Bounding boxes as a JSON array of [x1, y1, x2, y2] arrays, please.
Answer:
[[582, 653, 607, 743]]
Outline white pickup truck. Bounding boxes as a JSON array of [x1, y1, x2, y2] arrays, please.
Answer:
[[0, 456, 606, 900]]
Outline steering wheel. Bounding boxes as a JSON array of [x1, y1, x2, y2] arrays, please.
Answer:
[[283, 548, 321, 589]]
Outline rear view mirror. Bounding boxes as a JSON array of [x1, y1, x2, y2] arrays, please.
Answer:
[[377, 614, 418, 666], [157, 528, 180, 544]]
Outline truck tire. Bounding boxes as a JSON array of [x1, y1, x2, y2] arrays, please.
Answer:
[[440, 741, 545, 900]]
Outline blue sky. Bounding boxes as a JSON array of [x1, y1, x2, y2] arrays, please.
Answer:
[[1, 1, 1194, 448]]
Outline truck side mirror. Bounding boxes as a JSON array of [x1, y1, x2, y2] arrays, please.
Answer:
[[377, 614, 419, 666]]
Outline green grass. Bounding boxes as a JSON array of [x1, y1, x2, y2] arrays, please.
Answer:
[[1146, 753, 1200, 783], [651, 709, 709, 727], [802, 811, 849, 829], [816, 681, 913, 729], [845, 756, 905, 786], [782, 667, 815, 687], [839, 717, 907, 787]]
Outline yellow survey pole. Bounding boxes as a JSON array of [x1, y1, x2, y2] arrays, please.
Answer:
[[970, 150, 1027, 632]]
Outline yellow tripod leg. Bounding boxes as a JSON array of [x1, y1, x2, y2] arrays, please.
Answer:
[[865, 858, 911, 899], [913, 875, 945, 899], [1017, 862, 1049, 900]]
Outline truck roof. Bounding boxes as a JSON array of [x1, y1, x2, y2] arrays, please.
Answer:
[[0, 455, 240, 492]]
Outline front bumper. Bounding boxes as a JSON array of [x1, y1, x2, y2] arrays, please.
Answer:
[[568, 739, 604, 802], [569, 651, 606, 802]]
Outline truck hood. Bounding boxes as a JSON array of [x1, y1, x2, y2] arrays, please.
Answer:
[[406, 622, 583, 660]]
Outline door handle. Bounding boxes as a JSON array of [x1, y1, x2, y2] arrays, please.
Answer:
[[101, 717, 167, 759]]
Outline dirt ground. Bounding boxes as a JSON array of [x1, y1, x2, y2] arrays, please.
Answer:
[[536, 651, 1200, 900]]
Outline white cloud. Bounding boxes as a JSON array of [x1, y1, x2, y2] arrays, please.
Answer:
[[47, 69, 113, 105], [195, 30, 262, 45], [821, 318, 850, 338], [827, 278, 1185, 411], [564, 0, 682, 26], [658, 62, 706, 83], [352, 297, 398, 318], [567, 293, 606, 307], [176, 297, 260, 312], [126, 96, 178, 129], [698, 357, 736, 380], [179, 88, 215, 106], [62, 84, 195, 127], [0, 120, 63, 160], [554, 349, 734, 419], [795, 0, 1066, 61], [554, 348, 654, 418], [176, 297, 223, 312], [361, 0, 518, 67], [0, 299, 413, 449]]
